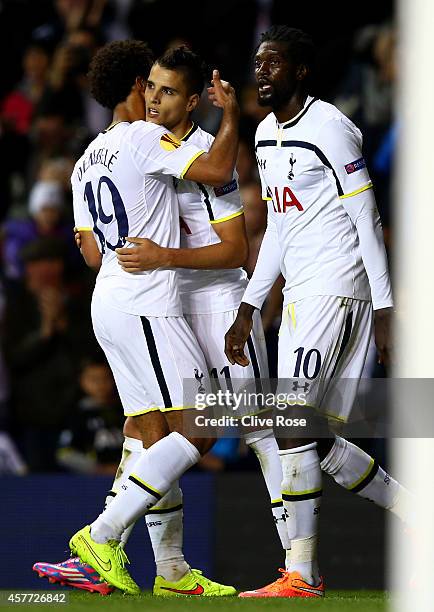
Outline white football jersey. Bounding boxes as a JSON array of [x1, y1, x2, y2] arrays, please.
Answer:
[[176, 124, 247, 314], [255, 96, 372, 305], [72, 120, 204, 316]]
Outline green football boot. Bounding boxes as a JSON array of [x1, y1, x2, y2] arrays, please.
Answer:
[[154, 568, 236, 597], [69, 525, 140, 595]]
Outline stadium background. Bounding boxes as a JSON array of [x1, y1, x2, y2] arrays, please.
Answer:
[[0, 0, 395, 591]]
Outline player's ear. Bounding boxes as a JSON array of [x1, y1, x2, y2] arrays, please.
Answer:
[[186, 93, 200, 113], [135, 76, 147, 91], [296, 64, 308, 82]]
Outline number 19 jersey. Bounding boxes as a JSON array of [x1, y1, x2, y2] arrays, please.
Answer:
[[71, 120, 204, 316]]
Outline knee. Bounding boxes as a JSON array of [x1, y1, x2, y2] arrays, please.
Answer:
[[125, 412, 169, 448], [186, 437, 216, 456], [123, 416, 141, 439]]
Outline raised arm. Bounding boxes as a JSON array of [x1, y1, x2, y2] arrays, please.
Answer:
[[182, 70, 239, 186]]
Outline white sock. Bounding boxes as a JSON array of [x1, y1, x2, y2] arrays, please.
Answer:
[[145, 482, 189, 582], [106, 437, 189, 579], [104, 436, 143, 546], [245, 429, 291, 566], [91, 432, 200, 543], [280, 443, 321, 585], [320, 436, 412, 523]]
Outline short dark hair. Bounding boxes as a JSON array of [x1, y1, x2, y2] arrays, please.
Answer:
[[156, 46, 207, 96], [88, 40, 154, 109], [258, 25, 315, 73]]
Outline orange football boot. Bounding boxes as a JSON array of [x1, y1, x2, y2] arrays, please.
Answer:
[[238, 569, 325, 598]]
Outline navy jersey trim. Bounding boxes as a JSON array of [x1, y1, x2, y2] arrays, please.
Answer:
[[181, 123, 199, 142], [140, 316, 173, 408], [350, 461, 379, 494], [281, 97, 318, 129], [255, 139, 344, 197], [256, 140, 278, 149], [330, 310, 353, 378], [247, 335, 263, 395], [197, 182, 214, 221]]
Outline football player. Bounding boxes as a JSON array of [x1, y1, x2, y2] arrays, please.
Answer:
[[34, 39, 239, 597], [225, 25, 411, 598]]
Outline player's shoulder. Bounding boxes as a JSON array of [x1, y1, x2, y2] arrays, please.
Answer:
[[126, 120, 185, 157], [183, 124, 213, 152], [255, 112, 276, 141], [71, 135, 100, 185], [126, 119, 168, 142], [312, 99, 361, 137]]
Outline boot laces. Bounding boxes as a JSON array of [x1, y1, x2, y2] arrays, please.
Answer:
[[275, 568, 290, 584]]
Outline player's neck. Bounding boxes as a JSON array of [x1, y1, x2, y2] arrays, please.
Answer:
[[112, 99, 145, 124], [273, 91, 308, 124], [170, 118, 193, 141]]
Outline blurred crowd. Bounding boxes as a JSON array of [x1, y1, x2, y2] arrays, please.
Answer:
[[0, 0, 395, 474]]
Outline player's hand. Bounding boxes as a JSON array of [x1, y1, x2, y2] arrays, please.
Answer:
[[116, 237, 166, 272], [73, 227, 81, 249], [207, 69, 239, 113], [224, 303, 255, 367], [374, 307, 393, 368]]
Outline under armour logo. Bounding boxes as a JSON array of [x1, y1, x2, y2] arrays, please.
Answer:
[[258, 158, 267, 170], [273, 508, 289, 524], [288, 153, 296, 180], [292, 381, 310, 392], [194, 368, 205, 393]]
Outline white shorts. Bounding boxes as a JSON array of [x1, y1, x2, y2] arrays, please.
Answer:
[[91, 291, 208, 417], [278, 296, 373, 422], [185, 309, 269, 417]]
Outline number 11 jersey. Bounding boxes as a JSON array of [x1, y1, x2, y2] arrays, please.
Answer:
[[71, 120, 204, 316]]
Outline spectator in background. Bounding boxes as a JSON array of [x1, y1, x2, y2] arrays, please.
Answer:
[[57, 356, 124, 475], [0, 432, 27, 475], [29, 104, 74, 182], [32, 0, 112, 49], [40, 27, 109, 137], [198, 438, 242, 472], [3, 180, 76, 281], [333, 22, 396, 256], [333, 23, 396, 165], [4, 237, 93, 472], [1, 43, 51, 137], [236, 137, 258, 187], [0, 42, 52, 221], [39, 157, 76, 192]]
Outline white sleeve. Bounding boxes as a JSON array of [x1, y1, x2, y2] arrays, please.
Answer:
[[242, 207, 281, 309], [128, 122, 205, 179], [341, 188, 393, 310], [316, 116, 372, 199], [71, 173, 93, 231], [204, 170, 243, 225], [317, 117, 392, 309]]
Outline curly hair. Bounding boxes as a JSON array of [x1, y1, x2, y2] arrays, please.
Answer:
[[156, 45, 208, 96], [88, 40, 154, 110], [258, 26, 315, 73]]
